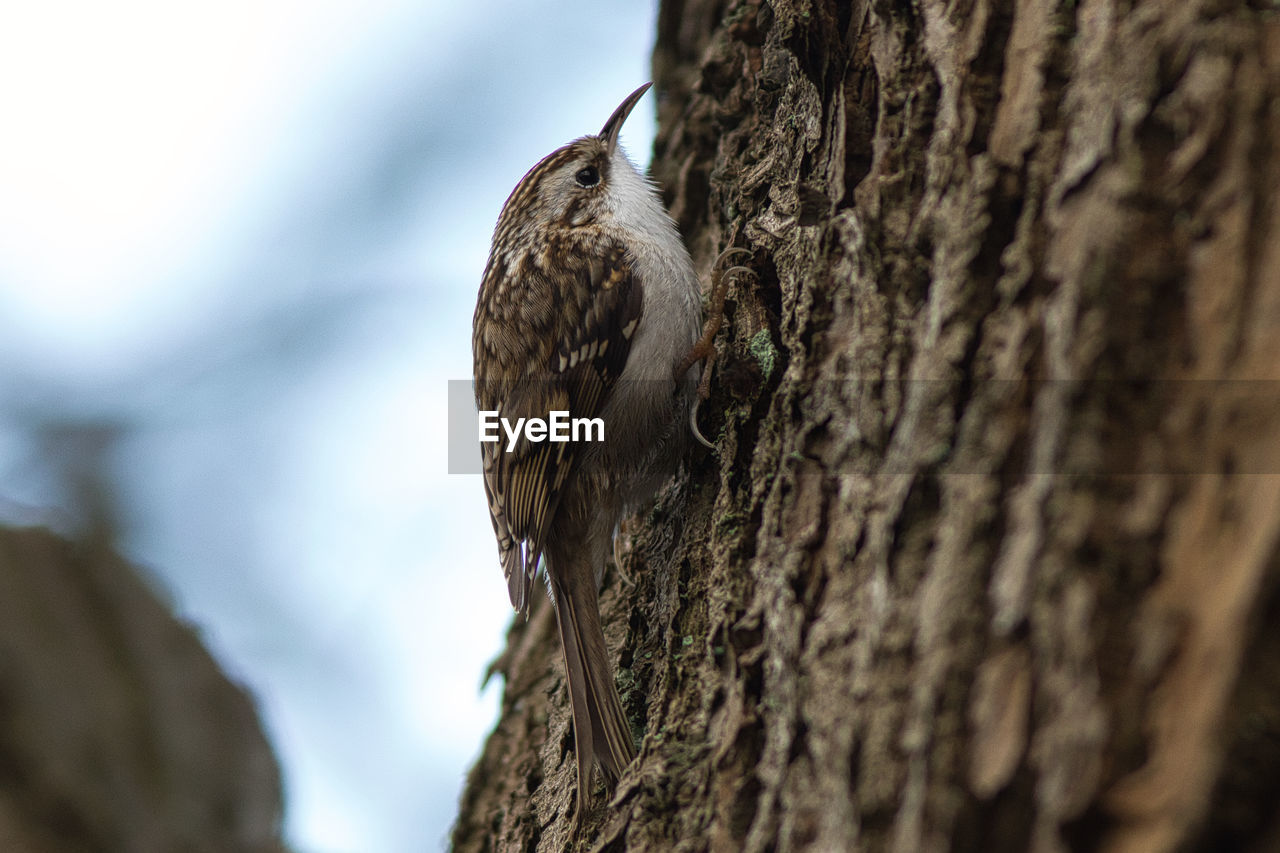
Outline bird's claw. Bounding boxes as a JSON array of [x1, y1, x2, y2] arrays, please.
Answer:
[[678, 247, 757, 449]]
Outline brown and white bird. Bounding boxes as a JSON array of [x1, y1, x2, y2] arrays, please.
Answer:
[[472, 83, 703, 818]]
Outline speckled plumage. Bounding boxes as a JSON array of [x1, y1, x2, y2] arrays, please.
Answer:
[[472, 84, 701, 821]]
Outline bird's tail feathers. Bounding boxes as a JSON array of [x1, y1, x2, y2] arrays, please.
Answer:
[[551, 572, 636, 818]]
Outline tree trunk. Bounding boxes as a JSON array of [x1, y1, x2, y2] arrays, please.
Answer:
[[450, 1, 1280, 851], [0, 527, 285, 852]]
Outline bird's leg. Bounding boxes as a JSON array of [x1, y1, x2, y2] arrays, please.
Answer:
[[675, 247, 754, 448], [674, 247, 753, 396]]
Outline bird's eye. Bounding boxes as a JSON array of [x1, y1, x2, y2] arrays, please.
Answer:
[[574, 166, 600, 187]]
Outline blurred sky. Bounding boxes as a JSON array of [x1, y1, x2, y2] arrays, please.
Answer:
[[0, 2, 660, 850]]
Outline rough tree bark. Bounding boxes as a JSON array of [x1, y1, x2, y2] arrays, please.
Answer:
[[451, 0, 1280, 851]]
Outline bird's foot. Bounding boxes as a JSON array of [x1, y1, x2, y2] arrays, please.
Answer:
[[675, 247, 755, 448]]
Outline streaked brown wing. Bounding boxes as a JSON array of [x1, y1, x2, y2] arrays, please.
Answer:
[[474, 234, 643, 617]]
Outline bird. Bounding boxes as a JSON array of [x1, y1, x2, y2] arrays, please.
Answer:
[[472, 82, 707, 822]]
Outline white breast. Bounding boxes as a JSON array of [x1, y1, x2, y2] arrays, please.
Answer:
[[606, 147, 701, 387], [589, 146, 702, 496]]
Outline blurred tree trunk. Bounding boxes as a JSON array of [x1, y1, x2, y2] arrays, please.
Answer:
[[451, 0, 1280, 851], [0, 527, 284, 852]]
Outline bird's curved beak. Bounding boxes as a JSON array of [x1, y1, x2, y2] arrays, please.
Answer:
[[600, 82, 652, 155]]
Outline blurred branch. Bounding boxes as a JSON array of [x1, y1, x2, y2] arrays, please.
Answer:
[[0, 525, 287, 851]]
